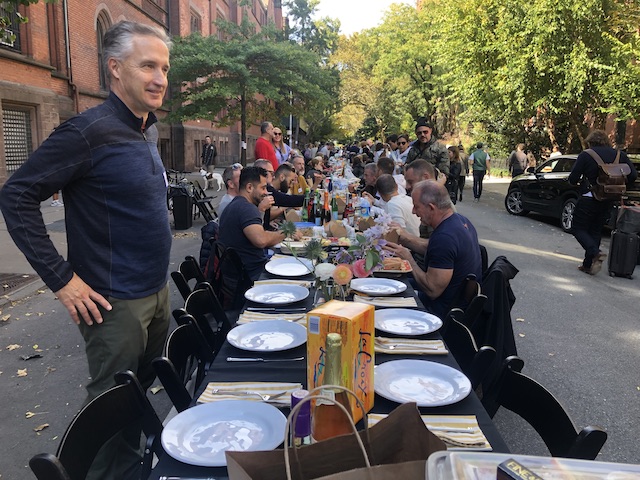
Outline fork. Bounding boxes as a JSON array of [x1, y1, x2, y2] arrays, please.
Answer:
[[209, 389, 289, 402], [375, 341, 439, 351]]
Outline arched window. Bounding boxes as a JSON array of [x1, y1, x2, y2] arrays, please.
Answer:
[[96, 11, 111, 90]]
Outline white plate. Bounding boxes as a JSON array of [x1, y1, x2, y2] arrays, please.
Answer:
[[161, 400, 286, 467], [375, 309, 443, 335], [350, 278, 407, 296], [227, 320, 307, 352], [265, 257, 314, 277], [244, 284, 309, 305], [374, 360, 471, 407]]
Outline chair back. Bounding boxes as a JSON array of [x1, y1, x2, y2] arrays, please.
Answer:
[[217, 246, 253, 310], [179, 255, 206, 285], [442, 310, 496, 390], [29, 371, 162, 480], [488, 357, 607, 460], [184, 286, 233, 354]]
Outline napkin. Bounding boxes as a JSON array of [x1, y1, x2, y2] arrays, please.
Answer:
[[253, 279, 314, 288], [197, 381, 302, 406], [368, 414, 492, 451], [353, 294, 418, 307], [237, 311, 307, 327], [374, 337, 448, 355]]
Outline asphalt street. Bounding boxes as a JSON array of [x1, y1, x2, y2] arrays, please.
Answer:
[[0, 173, 638, 478]]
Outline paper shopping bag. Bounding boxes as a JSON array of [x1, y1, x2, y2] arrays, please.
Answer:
[[226, 402, 446, 480], [314, 460, 426, 480]]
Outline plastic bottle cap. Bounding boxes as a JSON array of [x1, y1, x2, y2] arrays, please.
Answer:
[[291, 389, 311, 438]]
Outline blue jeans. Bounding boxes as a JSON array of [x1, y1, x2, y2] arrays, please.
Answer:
[[473, 170, 486, 199], [572, 196, 610, 268]]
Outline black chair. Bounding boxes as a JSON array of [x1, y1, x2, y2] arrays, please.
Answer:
[[486, 356, 608, 460], [29, 371, 163, 480], [442, 311, 496, 390], [153, 320, 214, 412], [447, 274, 488, 329], [216, 245, 253, 310], [191, 181, 217, 222], [184, 286, 234, 354], [171, 255, 207, 301]]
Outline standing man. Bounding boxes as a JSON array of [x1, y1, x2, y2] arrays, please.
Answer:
[[406, 117, 450, 176], [0, 21, 172, 478], [385, 180, 482, 318], [568, 130, 637, 275], [507, 143, 527, 177], [254, 121, 278, 171], [469, 142, 491, 202], [202, 135, 217, 173]]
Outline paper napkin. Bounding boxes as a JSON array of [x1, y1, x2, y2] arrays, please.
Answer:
[[353, 294, 418, 307], [374, 337, 448, 355], [197, 381, 302, 406], [237, 311, 307, 326]]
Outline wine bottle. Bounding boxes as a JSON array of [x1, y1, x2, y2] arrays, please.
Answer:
[[314, 190, 323, 226], [331, 193, 339, 221], [301, 189, 310, 222], [311, 333, 353, 442], [323, 190, 331, 225], [308, 190, 315, 224], [343, 193, 354, 227]]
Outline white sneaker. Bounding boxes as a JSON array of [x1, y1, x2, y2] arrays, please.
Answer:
[[51, 200, 63, 207]]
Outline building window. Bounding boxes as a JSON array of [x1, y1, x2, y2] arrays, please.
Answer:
[[190, 11, 201, 33], [2, 106, 34, 175], [0, 5, 22, 51], [96, 11, 111, 90]]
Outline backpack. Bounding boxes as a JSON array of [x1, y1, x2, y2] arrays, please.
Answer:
[[585, 149, 631, 201]]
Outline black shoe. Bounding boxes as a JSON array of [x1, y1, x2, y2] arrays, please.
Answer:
[[459, 194, 463, 201]]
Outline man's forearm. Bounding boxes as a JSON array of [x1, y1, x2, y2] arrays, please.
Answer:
[[399, 231, 428, 256]]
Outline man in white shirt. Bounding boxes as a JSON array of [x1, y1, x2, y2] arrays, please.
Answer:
[[217, 163, 242, 217], [376, 174, 421, 237]]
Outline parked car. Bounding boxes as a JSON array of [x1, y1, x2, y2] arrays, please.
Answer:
[[504, 154, 640, 232]]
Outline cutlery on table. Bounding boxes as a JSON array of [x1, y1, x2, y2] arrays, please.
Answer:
[[426, 425, 479, 433], [226, 356, 304, 362], [374, 341, 440, 351], [208, 389, 288, 402], [245, 307, 307, 312]]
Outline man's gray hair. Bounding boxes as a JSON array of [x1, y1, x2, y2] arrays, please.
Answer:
[[376, 174, 397, 196], [260, 121, 273, 134], [414, 180, 453, 210], [254, 159, 271, 169], [364, 162, 377, 173], [103, 21, 172, 81]]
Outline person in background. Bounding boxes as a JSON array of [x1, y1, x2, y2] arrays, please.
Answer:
[[386, 134, 400, 163], [202, 135, 217, 173], [568, 129, 637, 275], [469, 142, 490, 202], [376, 174, 421, 236], [290, 154, 309, 195], [351, 154, 365, 178], [50, 191, 63, 207], [507, 143, 527, 177], [305, 156, 325, 186], [272, 127, 291, 165], [457, 144, 469, 201], [526, 151, 537, 173], [254, 160, 304, 229], [373, 142, 385, 162], [447, 146, 462, 204], [549, 145, 562, 158], [254, 121, 278, 171], [385, 180, 482, 318], [406, 117, 450, 176], [0, 21, 172, 479], [396, 134, 411, 170], [217, 163, 243, 217]]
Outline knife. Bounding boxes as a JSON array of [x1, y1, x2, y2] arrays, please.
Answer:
[[245, 307, 308, 312], [226, 356, 304, 362]]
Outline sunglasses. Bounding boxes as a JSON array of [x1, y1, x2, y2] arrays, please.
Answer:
[[398, 141, 408, 145], [231, 163, 243, 169], [417, 130, 430, 136], [273, 132, 282, 136]]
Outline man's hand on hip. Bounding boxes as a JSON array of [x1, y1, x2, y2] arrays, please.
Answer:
[[55, 273, 112, 326]]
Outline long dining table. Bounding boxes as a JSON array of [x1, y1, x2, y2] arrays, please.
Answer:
[[150, 270, 509, 479]]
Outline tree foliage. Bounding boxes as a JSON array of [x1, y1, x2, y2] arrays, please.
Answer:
[[1, 0, 56, 44], [168, 13, 337, 161]]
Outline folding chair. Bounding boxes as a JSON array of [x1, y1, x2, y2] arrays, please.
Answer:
[[191, 181, 217, 222], [29, 371, 163, 480], [152, 320, 214, 412], [217, 245, 253, 310], [170, 255, 207, 301], [442, 311, 496, 390], [486, 356, 608, 460], [184, 286, 234, 354]]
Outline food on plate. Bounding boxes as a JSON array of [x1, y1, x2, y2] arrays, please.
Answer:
[[383, 257, 410, 271]]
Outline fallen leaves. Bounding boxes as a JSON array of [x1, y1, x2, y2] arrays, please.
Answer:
[[6, 344, 21, 351], [518, 333, 525, 337], [150, 385, 164, 395], [17, 368, 27, 377], [20, 354, 43, 361], [515, 318, 525, 322], [25, 411, 48, 419], [1, 314, 10, 322], [34, 423, 49, 432]]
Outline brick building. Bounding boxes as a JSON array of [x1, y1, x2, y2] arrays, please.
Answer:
[[0, 0, 284, 185]]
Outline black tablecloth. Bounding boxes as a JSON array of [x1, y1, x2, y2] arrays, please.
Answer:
[[150, 276, 509, 479]]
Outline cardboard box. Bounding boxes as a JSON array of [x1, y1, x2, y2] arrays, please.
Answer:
[[307, 300, 375, 422]]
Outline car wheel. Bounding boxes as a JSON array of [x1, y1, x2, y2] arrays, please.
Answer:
[[505, 189, 529, 216], [561, 198, 577, 232]]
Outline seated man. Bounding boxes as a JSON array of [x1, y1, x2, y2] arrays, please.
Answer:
[[217, 163, 242, 217], [290, 154, 311, 195], [218, 166, 284, 280], [385, 180, 482, 319], [255, 160, 304, 229], [377, 157, 406, 194], [376, 174, 421, 237]]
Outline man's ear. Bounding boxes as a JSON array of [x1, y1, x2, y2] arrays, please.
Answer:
[[107, 57, 120, 81]]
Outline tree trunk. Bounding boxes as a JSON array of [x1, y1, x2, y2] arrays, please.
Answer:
[[241, 90, 247, 166]]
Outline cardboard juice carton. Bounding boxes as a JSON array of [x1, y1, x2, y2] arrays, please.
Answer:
[[307, 300, 375, 422]]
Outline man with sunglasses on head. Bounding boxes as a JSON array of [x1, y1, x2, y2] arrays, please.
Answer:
[[406, 117, 449, 176], [218, 163, 243, 217]]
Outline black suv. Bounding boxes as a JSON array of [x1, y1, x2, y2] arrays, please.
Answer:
[[504, 154, 640, 232]]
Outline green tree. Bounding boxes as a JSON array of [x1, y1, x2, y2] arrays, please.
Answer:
[[168, 14, 336, 164], [283, 0, 340, 62], [1, 0, 57, 44]]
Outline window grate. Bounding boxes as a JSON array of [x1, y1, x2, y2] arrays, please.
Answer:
[[2, 108, 33, 174]]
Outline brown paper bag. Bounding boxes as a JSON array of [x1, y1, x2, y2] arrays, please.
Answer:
[[286, 209, 302, 222], [315, 460, 426, 480], [329, 222, 347, 238], [226, 403, 446, 480], [382, 229, 399, 244], [336, 197, 347, 215], [358, 217, 375, 232]]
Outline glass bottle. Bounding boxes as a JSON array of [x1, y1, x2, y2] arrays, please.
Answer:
[[301, 188, 310, 222], [311, 333, 353, 442], [308, 189, 315, 224], [331, 193, 339, 221], [315, 190, 323, 226], [291, 389, 311, 447], [323, 190, 331, 225]]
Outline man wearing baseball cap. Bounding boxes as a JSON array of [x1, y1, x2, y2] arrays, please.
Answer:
[[406, 117, 450, 175]]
